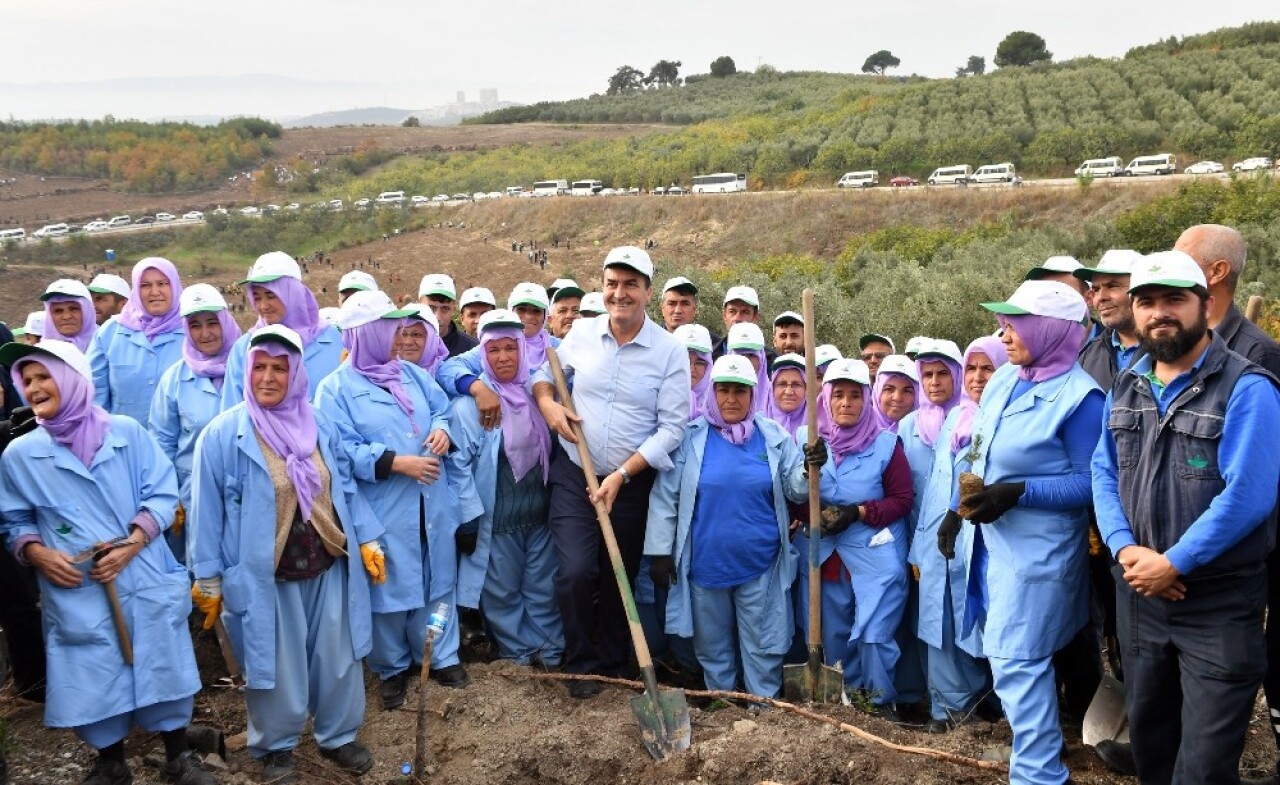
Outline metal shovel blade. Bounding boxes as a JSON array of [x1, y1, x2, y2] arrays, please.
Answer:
[[1082, 674, 1130, 747], [629, 687, 691, 760], [782, 656, 847, 704]]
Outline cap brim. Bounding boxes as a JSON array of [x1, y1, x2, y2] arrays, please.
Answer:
[[509, 298, 547, 310], [0, 342, 43, 368], [242, 273, 286, 284], [420, 289, 456, 299], [181, 305, 225, 316], [481, 319, 525, 332], [1130, 278, 1202, 293], [712, 374, 756, 387], [552, 287, 585, 301], [980, 301, 1031, 315], [87, 287, 126, 296], [381, 308, 416, 319], [249, 332, 303, 353], [772, 359, 805, 371], [605, 262, 652, 278], [665, 283, 698, 295], [39, 291, 85, 302]]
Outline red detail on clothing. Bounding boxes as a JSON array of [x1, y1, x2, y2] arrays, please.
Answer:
[[820, 551, 847, 582]]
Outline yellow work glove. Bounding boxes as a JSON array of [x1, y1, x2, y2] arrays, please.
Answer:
[[191, 579, 222, 631], [172, 504, 185, 536], [361, 542, 387, 585]]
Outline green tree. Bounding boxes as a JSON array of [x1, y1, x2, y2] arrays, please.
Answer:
[[644, 60, 683, 88], [995, 31, 1052, 68], [956, 55, 986, 77], [606, 65, 645, 95], [710, 55, 737, 78], [861, 50, 901, 76], [402, 116, 420, 127]]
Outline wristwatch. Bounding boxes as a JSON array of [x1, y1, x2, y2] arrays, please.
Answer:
[[617, 466, 632, 484]]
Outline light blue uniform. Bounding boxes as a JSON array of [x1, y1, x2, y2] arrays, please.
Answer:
[[149, 361, 223, 564], [87, 319, 184, 427], [645, 416, 806, 698], [189, 405, 380, 757], [0, 416, 198, 748], [436, 336, 560, 398], [909, 408, 990, 722], [219, 325, 343, 408], [446, 392, 564, 666], [892, 411, 933, 706], [794, 427, 909, 705], [956, 363, 1099, 785], [314, 362, 463, 678]]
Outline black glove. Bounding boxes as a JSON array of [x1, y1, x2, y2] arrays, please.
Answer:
[[803, 438, 828, 472], [963, 481, 1025, 524], [649, 555, 677, 587], [820, 504, 860, 535], [455, 526, 478, 556], [9, 407, 36, 438], [937, 510, 962, 560]]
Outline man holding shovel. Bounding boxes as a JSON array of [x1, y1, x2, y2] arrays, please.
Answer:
[[533, 246, 689, 698]]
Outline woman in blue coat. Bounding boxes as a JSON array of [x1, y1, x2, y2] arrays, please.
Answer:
[[944, 281, 1102, 785], [149, 284, 242, 564], [220, 251, 342, 407], [795, 358, 915, 716], [0, 340, 216, 785], [315, 291, 467, 711], [645, 355, 813, 698], [870, 354, 918, 432], [447, 309, 563, 668], [189, 325, 385, 783], [87, 257, 186, 427]]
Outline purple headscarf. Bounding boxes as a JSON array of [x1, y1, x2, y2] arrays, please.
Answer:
[[42, 295, 95, 352], [729, 348, 771, 412], [480, 326, 551, 483], [818, 379, 882, 466], [951, 336, 1010, 455], [913, 355, 964, 448], [252, 276, 326, 345], [116, 258, 185, 341], [410, 318, 449, 376], [704, 382, 755, 445], [182, 309, 242, 390], [245, 342, 322, 523], [11, 355, 111, 468], [870, 371, 919, 432], [688, 349, 712, 421], [1000, 314, 1086, 383], [346, 318, 416, 429], [523, 325, 551, 370], [764, 365, 807, 437]]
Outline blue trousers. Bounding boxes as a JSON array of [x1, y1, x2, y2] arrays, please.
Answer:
[[367, 546, 461, 678], [894, 579, 927, 705], [637, 557, 700, 672], [690, 570, 786, 698], [989, 654, 1068, 785], [245, 563, 365, 757], [76, 696, 193, 749], [925, 578, 991, 721], [480, 525, 564, 666]]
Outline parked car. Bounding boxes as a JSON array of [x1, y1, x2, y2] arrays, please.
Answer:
[[486, 191, 502, 200], [432, 194, 450, 202], [411, 195, 429, 204], [212, 208, 229, 216], [240, 206, 260, 216], [85, 220, 111, 232], [472, 192, 488, 201], [182, 211, 204, 220], [135, 216, 156, 225], [328, 199, 344, 211], [264, 204, 281, 212], [451, 193, 470, 201], [1184, 161, 1224, 175], [285, 203, 301, 211], [1233, 157, 1274, 172], [890, 176, 919, 187], [154, 212, 176, 222], [354, 198, 372, 208], [667, 186, 686, 195]]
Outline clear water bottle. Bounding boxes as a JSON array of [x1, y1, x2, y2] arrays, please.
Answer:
[[427, 601, 450, 639]]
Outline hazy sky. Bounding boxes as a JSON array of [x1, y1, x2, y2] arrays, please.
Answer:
[[0, 1, 1269, 121]]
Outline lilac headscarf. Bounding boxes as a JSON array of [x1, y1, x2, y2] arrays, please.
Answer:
[[729, 348, 771, 412], [116, 258, 185, 341], [523, 327, 551, 370], [688, 349, 712, 421], [480, 326, 551, 482], [818, 379, 882, 466], [245, 342, 321, 522], [411, 319, 449, 376], [704, 382, 755, 445], [42, 295, 95, 352], [346, 318, 416, 429], [764, 365, 807, 437], [951, 336, 1009, 455], [1000, 314, 1086, 382], [11, 355, 111, 468], [870, 371, 919, 432], [913, 355, 964, 448], [182, 309, 242, 390], [252, 276, 326, 345]]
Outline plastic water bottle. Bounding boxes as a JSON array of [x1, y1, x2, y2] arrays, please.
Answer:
[[400, 761, 413, 777], [427, 602, 450, 639]]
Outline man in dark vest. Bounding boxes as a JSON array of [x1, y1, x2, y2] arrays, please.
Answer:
[[1076, 250, 1144, 388]]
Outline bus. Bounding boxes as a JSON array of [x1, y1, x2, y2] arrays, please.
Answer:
[[691, 173, 747, 193], [570, 179, 604, 196], [532, 179, 569, 197]]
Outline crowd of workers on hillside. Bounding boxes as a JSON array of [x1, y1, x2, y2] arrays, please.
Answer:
[[0, 221, 1278, 785]]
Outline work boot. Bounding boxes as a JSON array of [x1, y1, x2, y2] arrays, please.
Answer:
[[380, 671, 409, 710], [429, 663, 470, 689], [319, 742, 373, 775], [568, 678, 602, 699], [1093, 739, 1137, 776], [160, 750, 218, 785], [260, 751, 297, 785], [82, 757, 132, 785], [868, 703, 900, 723]]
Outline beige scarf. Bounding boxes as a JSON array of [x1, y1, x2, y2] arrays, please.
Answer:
[[255, 433, 347, 569]]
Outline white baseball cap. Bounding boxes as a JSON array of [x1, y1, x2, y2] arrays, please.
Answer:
[[772, 353, 806, 373], [815, 344, 843, 367], [662, 276, 698, 295], [823, 358, 871, 386], [459, 287, 496, 309], [548, 278, 585, 301], [727, 322, 766, 351], [859, 333, 895, 352], [903, 336, 931, 359], [579, 292, 606, 315], [723, 285, 760, 308], [339, 270, 378, 293], [1128, 250, 1208, 293], [40, 279, 92, 302], [243, 251, 302, 283], [674, 323, 712, 354], [773, 310, 804, 327], [915, 338, 963, 367], [478, 308, 525, 334], [419, 273, 457, 300], [180, 283, 230, 316], [877, 354, 919, 381], [0, 338, 93, 381], [603, 246, 654, 279], [710, 355, 758, 387], [14, 311, 46, 338], [1074, 249, 1143, 282], [87, 273, 130, 299], [338, 290, 415, 331], [318, 307, 343, 329], [1024, 255, 1084, 281], [249, 323, 304, 354], [508, 282, 550, 311], [982, 280, 1089, 322], [402, 303, 440, 331]]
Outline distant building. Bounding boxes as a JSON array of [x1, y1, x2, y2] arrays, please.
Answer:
[[479, 88, 498, 103]]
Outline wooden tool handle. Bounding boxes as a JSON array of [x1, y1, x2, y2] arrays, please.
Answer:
[[103, 581, 134, 665]]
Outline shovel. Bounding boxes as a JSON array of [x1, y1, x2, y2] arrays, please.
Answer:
[[546, 347, 691, 761], [1082, 673, 1129, 747], [782, 288, 846, 704]]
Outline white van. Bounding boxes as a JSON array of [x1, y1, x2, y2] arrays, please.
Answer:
[[571, 179, 604, 196], [927, 164, 973, 185], [505, 186, 524, 197], [970, 162, 1017, 183], [1074, 157, 1124, 178], [837, 170, 879, 188], [0, 228, 26, 242], [532, 179, 569, 197], [1124, 153, 1177, 176], [375, 191, 405, 205], [107, 215, 131, 228], [33, 223, 69, 238]]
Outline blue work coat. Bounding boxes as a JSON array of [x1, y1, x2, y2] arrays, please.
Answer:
[[188, 405, 381, 690], [644, 415, 806, 652], [87, 319, 184, 427], [435, 335, 561, 399], [795, 427, 909, 558], [150, 360, 223, 515], [0, 416, 197, 729], [896, 411, 936, 535], [219, 325, 343, 409], [956, 363, 1099, 660], [314, 363, 458, 614]]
